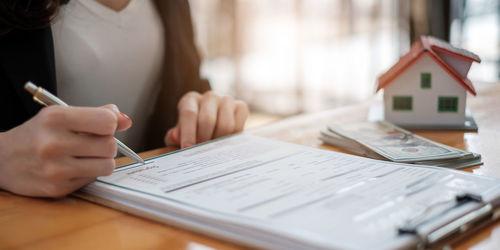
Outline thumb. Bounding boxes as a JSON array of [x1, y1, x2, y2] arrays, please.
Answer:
[[165, 125, 180, 146], [100, 104, 132, 132]]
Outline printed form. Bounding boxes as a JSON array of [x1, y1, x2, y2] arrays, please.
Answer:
[[92, 134, 500, 249]]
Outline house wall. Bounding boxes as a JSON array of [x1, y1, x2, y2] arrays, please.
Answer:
[[383, 54, 466, 126]]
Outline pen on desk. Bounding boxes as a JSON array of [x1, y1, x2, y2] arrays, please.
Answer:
[[24, 81, 145, 164]]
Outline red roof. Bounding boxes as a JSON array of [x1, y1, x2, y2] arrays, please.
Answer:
[[376, 36, 481, 96]]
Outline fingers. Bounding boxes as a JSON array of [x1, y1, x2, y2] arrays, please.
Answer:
[[0, 105, 126, 198], [39, 106, 115, 135], [61, 134, 117, 158], [172, 91, 249, 148], [39, 157, 115, 180], [165, 126, 180, 146], [41, 177, 100, 198], [178, 92, 201, 148], [68, 157, 116, 178], [39, 105, 132, 136], [100, 104, 132, 132], [234, 100, 249, 132], [34, 158, 115, 197], [36, 106, 123, 159], [35, 133, 117, 176], [213, 96, 235, 138], [64, 177, 98, 195], [197, 92, 219, 143]]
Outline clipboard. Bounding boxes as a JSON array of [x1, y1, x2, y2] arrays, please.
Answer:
[[77, 134, 500, 250], [398, 193, 500, 249]]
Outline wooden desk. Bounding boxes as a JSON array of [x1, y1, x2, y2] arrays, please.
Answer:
[[1, 84, 499, 249]]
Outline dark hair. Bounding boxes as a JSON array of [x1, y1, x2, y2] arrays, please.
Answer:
[[0, 0, 69, 35]]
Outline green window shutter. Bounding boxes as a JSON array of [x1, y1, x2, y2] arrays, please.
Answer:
[[438, 96, 459, 112], [393, 96, 412, 111], [421, 73, 431, 89]]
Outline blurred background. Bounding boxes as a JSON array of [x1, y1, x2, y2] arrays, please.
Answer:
[[188, 0, 499, 125]]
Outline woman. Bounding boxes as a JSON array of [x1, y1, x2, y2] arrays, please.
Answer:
[[0, 0, 248, 197]]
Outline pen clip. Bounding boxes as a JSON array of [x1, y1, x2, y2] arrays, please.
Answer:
[[33, 87, 48, 106]]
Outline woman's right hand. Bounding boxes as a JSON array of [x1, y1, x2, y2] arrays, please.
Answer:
[[0, 104, 132, 198]]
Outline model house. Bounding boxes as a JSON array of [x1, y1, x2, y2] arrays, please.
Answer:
[[376, 36, 481, 128]]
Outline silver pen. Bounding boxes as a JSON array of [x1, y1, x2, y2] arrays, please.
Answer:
[[24, 81, 145, 164]]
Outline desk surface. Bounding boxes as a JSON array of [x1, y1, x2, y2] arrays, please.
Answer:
[[1, 84, 499, 249]]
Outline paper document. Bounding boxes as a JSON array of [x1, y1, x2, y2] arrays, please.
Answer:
[[83, 134, 500, 249]]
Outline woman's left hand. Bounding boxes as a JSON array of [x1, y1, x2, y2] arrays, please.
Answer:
[[165, 91, 249, 148]]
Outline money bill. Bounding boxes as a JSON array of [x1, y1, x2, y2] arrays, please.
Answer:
[[327, 121, 468, 163], [320, 125, 482, 169], [319, 129, 385, 160]]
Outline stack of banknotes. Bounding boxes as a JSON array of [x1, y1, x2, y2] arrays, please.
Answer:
[[319, 121, 482, 169]]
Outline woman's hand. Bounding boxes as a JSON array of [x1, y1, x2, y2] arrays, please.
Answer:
[[165, 91, 249, 148], [0, 104, 132, 198]]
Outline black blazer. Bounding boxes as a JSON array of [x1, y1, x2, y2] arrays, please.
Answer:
[[0, 0, 211, 149], [0, 27, 56, 132]]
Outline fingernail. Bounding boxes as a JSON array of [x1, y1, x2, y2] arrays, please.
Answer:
[[183, 143, 193, 149], [110, 104, 120, 113], [120, 112, 131, 120]]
